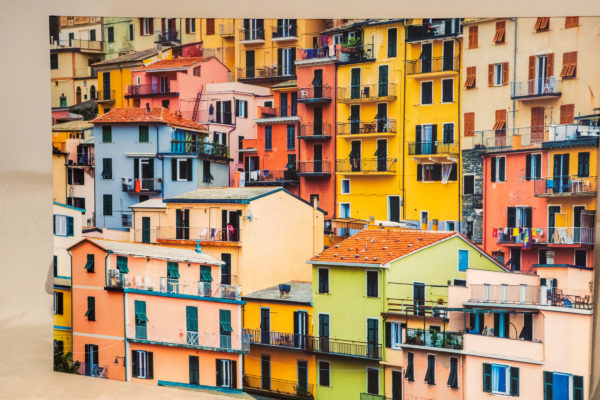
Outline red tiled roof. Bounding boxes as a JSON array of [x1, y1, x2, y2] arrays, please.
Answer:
[[311, 229, 456, 265], [137, 57, 205, 71], [91, 108, 209, 131]]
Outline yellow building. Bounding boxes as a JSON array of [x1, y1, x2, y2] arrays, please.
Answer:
[[334, 19, 405, 223], [50, 46, 103, 108], [242, 282, 316, 398], [194, 18, 237, 73], [131, 18, 197, 52]]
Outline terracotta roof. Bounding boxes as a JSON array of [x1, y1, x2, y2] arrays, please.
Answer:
[[136, 57, 205, 71], [92, 48, 161, 67], [310, 229, 456, 265], [52, 120, 93, 132], [91, 107, 209, 131]]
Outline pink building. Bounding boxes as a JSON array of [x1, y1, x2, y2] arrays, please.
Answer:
[[69, 238, 246, 392], [127, 57, 230, 121]]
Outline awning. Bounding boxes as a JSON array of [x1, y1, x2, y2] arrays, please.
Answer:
[[167, 264, 180, 278], [135, 311, 149, 322], [116, 259, 129, 273], [332, 218, 368, 230], [200, 270, 213, 282], [84, 259, 94, 271], [220, 321, 233, 332]]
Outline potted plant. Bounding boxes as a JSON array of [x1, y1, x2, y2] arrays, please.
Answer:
[[341, 36, 361, 52]]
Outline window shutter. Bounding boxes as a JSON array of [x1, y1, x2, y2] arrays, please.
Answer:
[[161, 18, 165, 32], [149, 19, 154, 34], [431, 124, 437, 144], [433, 164, 442, 181], [543, 371, 553, 400], [185, 19, 190, 34], [464, 112, 474, 137], [573, 375, 584, 400], [535, 155, 542, 179], [528, 56, 536, 80], [277, 48, 282, 75], [509, 367, 519, 396], [147, 352, 154, 379], [216, 360, 223, 386], [450, 163, 457, 181], [502, 62, 509, 85], [53, 215, 56, 234], [415, 125, 422, 144], [57, 292, 63, 314], [468, 26, 478, 49], [385, 322, 391, 348], [244, 101, 248, 118], [134, 158, 139, 179], [507, 207, 516, 227], [132, 351, 138, 377], [482, 363, 492, 392], [491, 157, 496, 182], [499, 157, 506, 181], [231, 360, 237, 388], [67, 216, 74, 236], [417, 164, 423, 181], [546, 53, 554, 77], [186, 159, 193, 182], [525, 155, 532, 180], [171, 159, 177, 181], [139, 19, 144, 36], [488, 64, 493, 87], [560, 104, 575, 124]]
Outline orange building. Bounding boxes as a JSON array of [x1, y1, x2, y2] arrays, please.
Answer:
[[69, 238, 247, 393]]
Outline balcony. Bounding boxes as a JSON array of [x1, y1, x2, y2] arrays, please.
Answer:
[[255, 106, 299, 124], [154, 29, 180, 45], [510, 78, 561, 101], [405, 19, 462, 42], [237, 66, 296, 82], [469, 283, 592, 309], [78, 363, 108, 378], [336, 158, 396, 175], [121, 178, 162, 194], [534, 176, 596, 197], [408, 141, 459, 157], [298, 123, 332, 140], [337, 83, 397, 104], [496, 226, 594, 246], [53, 38, 104, 52], [359, 394, 387, 400], [337, 43, 375, 64], [170, 139, 230, 161], [244, 375, 313, 399], [95, 90, 115, 104], [272, 24, 298, 41], [202, 109, 235, 126], [297, 47, 336, 61], [239, 28, 265, 44], [337, 119, 396, 137], [68, 152, 94, 167], [156, 226, 242, 244], [297, 160, 332, 177], [546, 123, 600, 144], [297, 85, 333, 104], [241, 169, 299, 186], [406, 56, 460, 77], [387, 298, 449, 318], [463, 332, 544, 362], [219, 22, 235, 38], [471, 127, 546, 151], [125, 84, 179, 98], [404, 328, 463, 350], [309, 336, 382, 360], [244, 328, 309, 350]]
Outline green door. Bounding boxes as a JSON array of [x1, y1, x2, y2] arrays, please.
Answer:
[[142, 217, 151, 243]]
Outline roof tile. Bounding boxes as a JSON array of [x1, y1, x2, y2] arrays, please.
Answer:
[[91, 107, 209, 131], [136, 57, 205, 71]]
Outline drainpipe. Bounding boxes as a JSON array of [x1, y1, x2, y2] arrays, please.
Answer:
[[123, 291, 129, 381], [457, 36, 462, 231], [512, 18, 517, 131], [104, 250, 112, 287], [401, 21, 407, 220], [157, 125, 162, 198], [334, 56, 338, 219], [68, 250, 73, 354], [590, 130, 600, 399]]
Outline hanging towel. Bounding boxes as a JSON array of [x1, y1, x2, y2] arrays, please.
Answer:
[[135, 179, 141, 193], [492, 228, 498, 238], [523, 229, 531, 249], [512, 228, 519, 237], [532, 228, 536, 237]]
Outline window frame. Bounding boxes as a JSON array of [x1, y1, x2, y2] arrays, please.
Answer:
[[442, 122, 455, 144], [50, 53, 58, 70], [574, 249, 587, 267], [319, 361, 331, 387], [458, 249, 469, 271], [390, 322, 402, 349], [54, 215, 68, 236], [463, 174, 475, 195], [138, 125, 149, 143], [441, 78, 454, 103], [318, 268, 329, 294], [366, 367, 380, 395], [494, 63, 503, 86], [341, 179, 351, 194], [366, 270, 379, 298], [420, 81, 433, 105], [491, 364, 510, 395]]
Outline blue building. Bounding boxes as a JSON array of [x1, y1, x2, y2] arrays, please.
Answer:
[[92, 107, 230, 229]]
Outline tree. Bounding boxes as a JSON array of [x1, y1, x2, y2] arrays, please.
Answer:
[[54, 351, 81, 374]]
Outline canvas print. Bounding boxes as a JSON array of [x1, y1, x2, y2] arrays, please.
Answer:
[[50, 16, 598, 399]]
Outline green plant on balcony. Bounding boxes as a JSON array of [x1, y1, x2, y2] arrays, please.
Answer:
[[429, 328, 440, 347], [295, 384, 312, 398], [341, 36, 361, 52]]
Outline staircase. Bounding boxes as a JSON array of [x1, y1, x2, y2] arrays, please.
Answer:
[[191, 86, 203, 122]]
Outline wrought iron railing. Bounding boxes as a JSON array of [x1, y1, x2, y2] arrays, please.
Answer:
[[257, 106, 298, 118], [297, 85, 333, 101], [336, 158, 396, 173], [533, 176, 596, 196], [96, 90, 115, 102], [78, 363, 108, 378], [156, 226, 241, 243], [406, 56, 460, 75], [242, 169, 299, 184], [272, 24, 298, 39], [511, 77, 561, 98], [405, 19, 462, 42], [408, 141, 459, 155], [470, 284, 592, 309], [239, 28, 265, 42], [121, 178, 162, 193], [337, 83, 397, 102], [495, 226, 594, 245], [299, 123, 332, 137], [298, 160, 332, 174], [337, 119, 397, 135], [244, 374, 313, 399], [170, 140, 229, 158], [337, 42, 375, 63], [155, 29, 180, 43], [244, 328, 309, 349], [126, 84, 177, 96]]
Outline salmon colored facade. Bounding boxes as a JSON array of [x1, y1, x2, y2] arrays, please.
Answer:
[[69, 238, 246, 391]]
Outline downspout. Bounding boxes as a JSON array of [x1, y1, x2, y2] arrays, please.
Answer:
[[457, 36, 462, 231], [68, 250, 73, 354], [590, 115, 600, 399], [401, 21, 407, 220], [157, 125, 162, 198], [123, 291, 129, 381], [512, 18, 517, 131], [334, 55, 338, 219], [104, 250, 112, 287]]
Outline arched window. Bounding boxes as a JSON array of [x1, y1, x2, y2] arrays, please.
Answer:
[[90, 85, 96, 100], [76, 87, 82, 104]]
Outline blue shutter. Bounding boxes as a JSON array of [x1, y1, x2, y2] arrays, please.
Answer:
[[66, 216, 74, 236], [458, 249, 468, 271]]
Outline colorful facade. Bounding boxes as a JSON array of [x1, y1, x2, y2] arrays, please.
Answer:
[[242, 282, 316, 399], [194, 18, 236, 72]]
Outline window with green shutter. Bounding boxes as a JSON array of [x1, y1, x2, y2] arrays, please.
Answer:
[[102, 126, 112, 143], [573, 375, 583, 400], [139, 125, 149, 143], [66, 216, 74, 236], [116, 256, 129, 273], [483, 363, 492, 392], [167, 261, 180, 293], [85, 296, 95, 321], [387, 28, 397, 58], [53, 255, 58, 277], [219, 309, 232, 349], [103, 194, 112, 216], [101, 158, 112, 179], [200, 266, 213, 282], [186, 306, 199, 345], [135, 300, 148, 339], [544, 371, 553, 400], [509, 367, 519, 396], [84, 254, 94, 272]]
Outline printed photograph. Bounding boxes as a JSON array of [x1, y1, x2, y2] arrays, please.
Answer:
[[50, 16, 598, 399]]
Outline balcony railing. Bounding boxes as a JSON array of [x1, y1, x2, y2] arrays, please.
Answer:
[[126, 84, 177, 97], [244, 328, 309, 350], [297, 85, 333, 102], [510, 78, 561, 99], [58, 38, 104, 51], [242, 169, 299, 184], [203, 110, 235, 125], [469, 284, 592, 309], [534, 176, 596, 197], [406, 56, 460, 75], [299, 123, 332, 138], [68, 153, 94, 167], [239, 28, 265, 42], [408, 141, 459, 156], [298, 160, 332, 175], [337, 42, 375, 63], [547, 123, 600, 142], [170, 140, 229, 159], [337, 83, 397, 103], [244, 375, 313, 399], [155, 29, 180, 44], [360, 394, 387, 400], [496, 226, 594, 245], [219, 22, 235, 38], [121, 178, 162, 193], [471, 127, 546, 150], [337, 158, 396, 173], [297, 47, 334, 61], [272, 24, 298, 40], [405, 19, 462, 42], [337, 119, 397, 135], [156, 226, 241, 243], [257, 106, 298, 119], [237, 65, 296, 80], [309, 336, 382, 360], [96, 90, 115, 103], [404, 328, 463, 350], [78, 363, 108, 378], [387, 298, 448, 318]]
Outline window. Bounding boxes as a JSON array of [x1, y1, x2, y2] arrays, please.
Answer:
[[116, 256, 129, 274], [441, 79, 453, 103], [448, 357, 459, 388], [565, 16, 579, 28], [221, 253, 232, 285], [84, 254, 94, 273], [494, 20, 506, 43], [418, 164, 441, 182], [525, 153, 542, 180], [318, 268, 329, 293], [287, 124, 296, 150], [366, 270, 379, 297], [387, 28, 397, 57], [101, 158, 112, 179], [53, 291, 63, 315], [235, 99, 248, 118], [132, 350, 153, 379], [560, 51, 578, 78], [107, 26, 114, 43], [219, 309, 233, 348], [464, 112, 475, 137], [578, 152, 590, 177], [341, 179, 350, 194], [507, 206, 532, 228], [67, 168, 84, 185], [134, 300, 148, 339], [483, 364, 519, 395], [510, 247, 521, 271], [102, 194, 112, 216], [310, 194, 319, 207], [490, 62, 508, 86], [53, 255, 57, 277], [464, 175, 474, 195], [490, 156, 506, 182], [216, 359, 237, 388], [389, 196, 401, 223], [54, 339, 64, 356], [206, 18, 215, 35], [102, 126, 112, 143], [53, 215, 74, 236], [535, 17, 550, 32], [442, 123, 454, 144], [67, 197, 85, 210], [468, 26, 478, 49], [186, 18, 196, 34], [421, 81, 433, 105], [458, 249, 468, 271], [544, 371, 583, 400], [264, 126, 272, 150], [85, 296, 95, 321], [138, 125, 149, 143], [405, 352, 414, 381], [560, 104, 575, 124], [465, 66, 476, 88], [172, 158, 193, 182], [575, 250, 587, 267], [425, 354, 435, 385], [319, 361, 330, 386], [50, 53, 58, 69], [453, 279, 467, 287], [389, 322, 402, 349], [141, 18, 153, 35], [189, 356, 200, 384], [494, 109, 507, 134], [278, 47, 296, 76], [367, 368, 379, 395]]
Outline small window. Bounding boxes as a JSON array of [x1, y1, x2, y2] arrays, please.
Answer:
[[405, 352, 415, 381], [465, 66, 476, 89], [560, 51, 578, 79], [84, 254, 95, 273], [390, 322, 402, 349], [341, 179, 350, 194], [101, 158, 112, 179], [236, 100, 248, 118], [526, 154, 542, 180], [448, 357, 459, 388], [129, 24, 134, 40], [318, 268, 329, 294], [494, 21, 506, 44], [425, 354, 435, 385], [577, 152, 590, 177], [458, 249, 468, 271], [53, 215, 73, 236], [264, 126, 272, 150], [367, 368, 379, 395], [441, 79, 453, 103], [565, 16, 579, 28], [535, 17, 550, 32], [50, 53, 58, 70], [203, 160, 213, 183], [387, 28, 397, 58], [107, 26, 114, 43], [366, 270, 378, 297], [206, 18, 215, 35], [85, 296, 95, 321], [139, 125, 149, 143], [453, 279, 467, 287], [287, 124, 296, 150], [464, 175, 474, 195], [310, 194, 319, 208], [192, 66, 201, 77], [53, 291, 63, 315], [102, 126, 112, 143], [132, 350, 154, 379], [483, 364, 519, 396], [421, 81, 433, 105], [494, 64, 503, 86], [575, 250, 587, 267], [490, 156, 506, 182], [443, 123, 454, 144], [53, 255, 57, 277], [319, 361, 330, 386], [103, 194, 112, 216], [468, 26, 478, 49]]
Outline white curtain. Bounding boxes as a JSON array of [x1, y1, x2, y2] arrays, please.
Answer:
[[442, 164, 452, 184]]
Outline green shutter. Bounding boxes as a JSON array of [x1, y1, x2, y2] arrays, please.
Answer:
[[509, 367, 519, 396], [102, 126, 112, 143], [116, 256, 129, 273], [200, 266, 213, 282], [543, 371, 553, 400], [573, 375, 583, 400], [135, 300, 148, 322], [482, 363, 492, 393], [84, 254, 94, 272], [66, 216, 74, 236], [167, 262, 180, 278], [220, 310, 233, 332], [85, 296, 95, 320], [139, 126, 149, 143], [103, 194, 112, 216], [186, 306, 198, 332]]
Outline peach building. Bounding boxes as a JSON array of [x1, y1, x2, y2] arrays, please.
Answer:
[[69, 238, 246, 393]]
